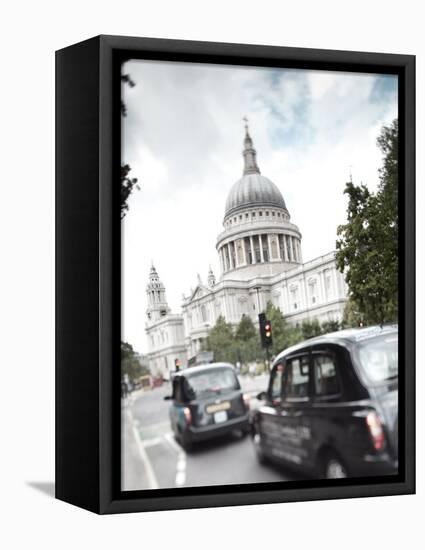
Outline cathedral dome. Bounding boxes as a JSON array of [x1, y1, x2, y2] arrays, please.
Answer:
[[225, 173, 287, 218], [224, 120, 287, 220]]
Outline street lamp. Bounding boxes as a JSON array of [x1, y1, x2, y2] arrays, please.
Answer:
[[253, 285, 262, 313]]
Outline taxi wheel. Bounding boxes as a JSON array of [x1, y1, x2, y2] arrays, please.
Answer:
[[238, 425, 251, 438], [253, 430, 267, 464], [179, 431, 193, 452], [323, 453, 347, 479]]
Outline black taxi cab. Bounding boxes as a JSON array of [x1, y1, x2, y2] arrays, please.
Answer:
[[251, 325, 398, 479], [164, 363, 250, 451]]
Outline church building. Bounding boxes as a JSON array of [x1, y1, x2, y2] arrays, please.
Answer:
[[146, 123, 347, 376]]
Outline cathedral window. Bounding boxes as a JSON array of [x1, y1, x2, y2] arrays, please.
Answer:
[[308, 279, 317, 305], [259, 211, 263, 216], [266, 211, 269, 216], [290, 286, 299, 310], [201, 305, 207, 323], [324, 270, 332, 298], [245, 213, 249, 219], [272, 211, 276, 216], [253, 236, 261, 263], [252, 212, 256, 217]]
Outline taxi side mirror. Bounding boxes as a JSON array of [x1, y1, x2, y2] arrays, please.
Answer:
[[256, 391, 267, 401]]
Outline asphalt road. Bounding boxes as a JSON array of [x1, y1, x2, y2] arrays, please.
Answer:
[[122, 374, 303, 491]]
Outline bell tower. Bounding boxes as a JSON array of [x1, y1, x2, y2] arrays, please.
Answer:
[[146, 264, 170, 322]]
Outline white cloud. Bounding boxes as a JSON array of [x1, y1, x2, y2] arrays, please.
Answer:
[[121, 60, 397, 353]]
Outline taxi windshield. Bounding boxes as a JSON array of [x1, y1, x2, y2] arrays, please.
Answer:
[[358, 334, 398, 383], [184, 368, 239, 398]]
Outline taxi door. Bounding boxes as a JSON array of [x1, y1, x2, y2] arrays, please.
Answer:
[[276, 352, 315, 470], [256, 363, 285, 457]]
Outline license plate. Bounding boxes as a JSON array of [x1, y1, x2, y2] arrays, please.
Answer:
[[206, 401, 230, 414], [214, 410, 228, 424]]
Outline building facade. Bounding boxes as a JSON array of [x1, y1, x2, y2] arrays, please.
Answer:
[[145, 265, 187, 378], [146, 123, 347, 375]]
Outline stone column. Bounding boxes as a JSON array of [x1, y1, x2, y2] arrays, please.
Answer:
[[268, 234, 276, 261], [219, 248, 224, 273], [283, 234, 288, 261], [228, 243, 234, 270], [297, 240, 303, 263], [250, 235, 256, 264], [292, 237, 298, 262], [319, 270, 326, 303], [241, 238, 247, 265]]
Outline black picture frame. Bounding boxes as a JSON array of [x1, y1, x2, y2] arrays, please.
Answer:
[[56, 35, 415, 514]]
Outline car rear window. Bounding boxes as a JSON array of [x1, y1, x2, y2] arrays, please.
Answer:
[[358, 334, 398, 383], [183, 368, 239, 399]]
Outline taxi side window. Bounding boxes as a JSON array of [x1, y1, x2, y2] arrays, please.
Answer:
[[270, 364, 284, 400], [313, 354, 340, 396], [284, 356, 310, 400]]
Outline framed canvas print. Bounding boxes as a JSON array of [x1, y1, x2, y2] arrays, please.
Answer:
[[56, 35, 415, 514]]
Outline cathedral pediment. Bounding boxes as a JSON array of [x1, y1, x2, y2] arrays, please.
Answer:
[[189, 284, 211, 302]]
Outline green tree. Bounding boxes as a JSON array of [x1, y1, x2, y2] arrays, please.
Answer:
[[121, 341, 149, 383], [301, 319, 322, 340], [204, 315, 237, 363], [336, 119, 398, 326], [321, 320, 341, 334], [265, 302, 303, 355], [121, 73, 139, 219], [234, 314, 261, 364], [341, 297, 363, 328], [121, 164, 139, 219]]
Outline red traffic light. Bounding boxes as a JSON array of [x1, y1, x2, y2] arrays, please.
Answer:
[[265, 322, 271, 337]]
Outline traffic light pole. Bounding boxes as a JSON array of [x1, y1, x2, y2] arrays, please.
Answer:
[[265, 344, 270, 373]]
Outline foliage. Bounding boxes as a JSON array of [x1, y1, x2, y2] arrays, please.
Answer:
[[265, 302, 302, 355], [121, 341, 149, 382], [341, 297, 363, 328], [121, 73, 139, 218], [234, 315, 262, 365], [336, 119, 398, 326], [300, 318, 323, 340], [121, 164, 139, 219], [204, 306, 346, 367], [203, 315, 237, 363], [120, 74, 136, 116]]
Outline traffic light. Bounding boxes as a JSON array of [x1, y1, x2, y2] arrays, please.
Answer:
[[174, 358, 180, 371], [259, 313, 273, 348], [264, 320, 272, 345]]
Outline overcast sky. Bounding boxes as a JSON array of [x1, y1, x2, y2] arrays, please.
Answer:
[[121, 59, 397, 354]]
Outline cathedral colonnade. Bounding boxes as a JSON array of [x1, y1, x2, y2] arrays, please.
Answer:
[[218, 226, 302, 273]]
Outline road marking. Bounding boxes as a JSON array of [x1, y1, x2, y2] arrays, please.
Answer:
[[164, 433, 187, 487], [142, 437, 162, 448], [126, 409, 159, 490], [164, 432, 182, 453]]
